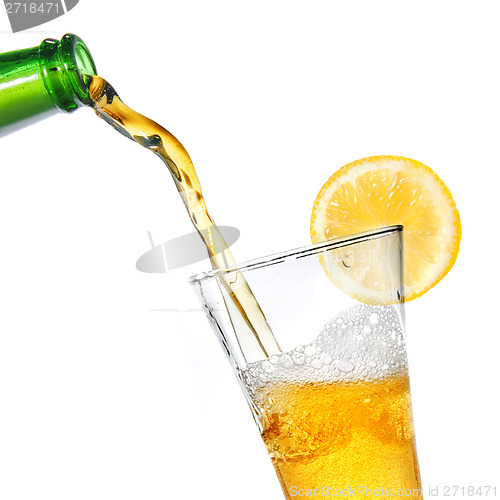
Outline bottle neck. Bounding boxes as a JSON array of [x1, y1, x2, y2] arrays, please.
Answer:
[[0, 34, 97, 137]]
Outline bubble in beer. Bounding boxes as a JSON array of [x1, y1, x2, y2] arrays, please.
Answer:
[[336, 359, 354, 372], [320, 353, 333, 365], [262, 361, 275, 373], [280, 354, 293, 368], [305, 345, 317, 356], [292, 352, 306, 365]]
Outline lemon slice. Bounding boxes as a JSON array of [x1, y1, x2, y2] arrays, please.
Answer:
[[310, 155, 461, 302]]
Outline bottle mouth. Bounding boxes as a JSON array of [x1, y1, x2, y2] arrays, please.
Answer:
[[59, 33, 97, 106], [39, 33, 98, 112]]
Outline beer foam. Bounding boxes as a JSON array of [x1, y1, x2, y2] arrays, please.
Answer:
[[243, 304, 407, 389]]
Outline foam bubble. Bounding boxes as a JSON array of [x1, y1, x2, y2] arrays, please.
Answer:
[[280, 354, 293, 368], [311, 359, 323, 369], [336, 359, 354, 372], [292, 352, 305, 365], [305, 345, 317, 356]]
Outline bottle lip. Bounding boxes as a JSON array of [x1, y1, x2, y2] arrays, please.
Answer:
[[59, 33, 97, 105], [39, 33, 98, 112]]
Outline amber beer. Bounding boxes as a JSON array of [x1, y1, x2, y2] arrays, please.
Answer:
[[257, 376, 421, 498], [243, 305, 422, 499]]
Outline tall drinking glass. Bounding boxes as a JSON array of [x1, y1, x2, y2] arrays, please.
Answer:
[[189, 226, 422, 498]]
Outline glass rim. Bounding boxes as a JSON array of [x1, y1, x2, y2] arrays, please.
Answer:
[[188, 225, 403, 285]]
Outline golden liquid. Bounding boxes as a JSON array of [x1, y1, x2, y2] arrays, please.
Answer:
[[85, 75, 280, 359], [255, 374, 422, 498]]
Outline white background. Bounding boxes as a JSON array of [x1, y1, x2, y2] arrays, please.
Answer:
[[1, 1, 499, 499]]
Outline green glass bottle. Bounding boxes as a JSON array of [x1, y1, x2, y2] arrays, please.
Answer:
[[0, 33, 97, 137]]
